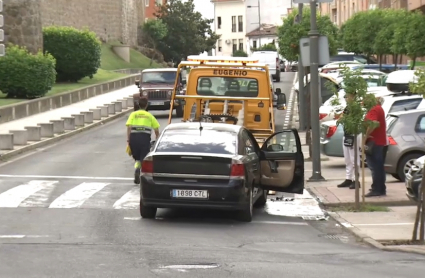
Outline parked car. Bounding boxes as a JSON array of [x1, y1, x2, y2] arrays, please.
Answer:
[[293, 73, 339, 105], [251, 51, 281, 82], [330, 52, 377, 64], [320, 94, 425, 158], [319, 61, 363, 74], [139, 123, 305, 222], [348, 64, 409, 74], [405, 155, 424, 203], [385, 109, 425, 182]]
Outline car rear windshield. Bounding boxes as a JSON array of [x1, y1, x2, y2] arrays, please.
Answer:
[[156, 129, 237, 154], [142, 71, 176, 84], [197, 76, 259, 97], [386, 115, 398, 133]]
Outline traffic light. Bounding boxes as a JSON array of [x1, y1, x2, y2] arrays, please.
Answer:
[[0, 0, 4, 56]]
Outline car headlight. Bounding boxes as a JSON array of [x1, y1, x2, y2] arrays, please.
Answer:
[[142, 91, 148, 96]]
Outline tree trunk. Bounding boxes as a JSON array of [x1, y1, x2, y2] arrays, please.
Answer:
[[412, 174, 425, 242], [361, 134, 366, 204], [379, 54, 383, 71], [411, 57, 417, 70], [394, 54, 398, 69], [354, 135, 360, 210]]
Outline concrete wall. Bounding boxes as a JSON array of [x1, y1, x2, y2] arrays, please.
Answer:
[[3, 0, 146, 53]]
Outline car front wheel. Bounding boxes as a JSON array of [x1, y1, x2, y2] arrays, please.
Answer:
[[397, 153, 424, 182]]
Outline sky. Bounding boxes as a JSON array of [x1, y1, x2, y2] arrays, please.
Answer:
[[193, 0, 214, 21]]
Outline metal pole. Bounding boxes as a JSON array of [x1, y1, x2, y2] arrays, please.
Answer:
[[297, 4, 306, 132], [258, 0, 261, 47], [308, 0, 325, 181]]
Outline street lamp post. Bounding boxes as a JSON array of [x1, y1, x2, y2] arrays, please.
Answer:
[[247, 0, 261, 47]]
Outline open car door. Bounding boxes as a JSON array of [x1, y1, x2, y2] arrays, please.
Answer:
[[259, 129, 304, 194]]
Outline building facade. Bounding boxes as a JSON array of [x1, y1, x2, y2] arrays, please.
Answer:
[[145, 0, 166, 20]]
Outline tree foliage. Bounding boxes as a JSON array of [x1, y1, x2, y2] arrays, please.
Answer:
[[232, 50, 248, 57], [277, 7, 338, 62], [141, 19, 168, 65], [154, 0, 220, 64], [252, 43, 277, 52], [403, 11, 425, 69]]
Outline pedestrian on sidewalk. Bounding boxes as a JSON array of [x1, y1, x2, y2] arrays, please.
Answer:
[[337, 94, 361, 189], [363, 98, 387, 197], [126, 97, 160, 184]]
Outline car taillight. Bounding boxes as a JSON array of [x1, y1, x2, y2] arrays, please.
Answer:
[[230, 163, 245, 177], [326, 126, 337, 138], [319, 113, 328, 120], [141, 160, 153, 174], [388, 136, 397, 145]]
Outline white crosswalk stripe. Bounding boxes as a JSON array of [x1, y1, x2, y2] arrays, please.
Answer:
[[113, 187, 139, 210], [0, 180, 58, 208], [49, 182, 109, 208]]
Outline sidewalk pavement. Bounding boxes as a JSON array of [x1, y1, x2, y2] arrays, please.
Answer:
[[330, 206, 425, 255]]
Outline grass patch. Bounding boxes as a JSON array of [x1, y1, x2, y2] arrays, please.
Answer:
[[328, 204, 390, 212], [0, 43, 159, 107]]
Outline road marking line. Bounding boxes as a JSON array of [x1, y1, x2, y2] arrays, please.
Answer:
[[355, 223, 414, 226], [113, 187, 140, 209], [251, 221, 307, 225], [0, 235, 49, 238], [49, 182, 109, 208], [19, 181, 58, 207], [0, 180, 58, 208], [0, 174, 132, 181]]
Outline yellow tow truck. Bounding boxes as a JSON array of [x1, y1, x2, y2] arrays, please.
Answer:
[[167, 56, 286, 146]]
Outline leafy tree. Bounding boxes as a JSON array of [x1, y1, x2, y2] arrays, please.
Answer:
[[373, 9, 397, 69], [340, 15, 362, 54], [409, 70, 425, 242], [391, 9, 410, 67], [403, 11, 425, 69], [141, 19, 168, 65], [154, 0, 220, 65], [277, 7, 338, 62], [329, 67, 378, 209], [232, 50, 248, 57]]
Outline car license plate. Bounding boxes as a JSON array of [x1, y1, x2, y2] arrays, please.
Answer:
[[172, 189, 208, 199], [150, 101, 164, 105]]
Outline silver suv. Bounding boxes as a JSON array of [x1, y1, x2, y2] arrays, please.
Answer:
[[385, 108, 425, 182]]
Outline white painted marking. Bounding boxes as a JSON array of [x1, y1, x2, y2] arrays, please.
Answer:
[[0, 180, 58, 208], [113, 187, 140, 209], [160, 264, 219, 269], [19, 181, 58, 207], [0, 174, 132, 181], [251, 221, 307, 226], [49, 182, 109, 208], [355, 223, 414, 226], [340, 222, 354, 228], [124, 217, 141, 220], [25, 235, 50, 238], [0, 235, 25, 238]]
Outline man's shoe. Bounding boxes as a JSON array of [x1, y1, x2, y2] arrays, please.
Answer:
[[337, 179, 353, 188], [349, 181, 360, 189], [365, 191, 386, 197], [134, 168, 141, 185]]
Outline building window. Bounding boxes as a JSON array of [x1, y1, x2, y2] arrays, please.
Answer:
[[239, 39, 243, 51], [146, 0, 149, 7], [331, 8, 337, 23], [217, 16, 222, 29], [156, 0, 162, 5], [218, 39, 222, 52], [231, 16, 236, 32], [232, 39, 237, 52], [253, 40, 257, 49], [238, 16, 243, 32]]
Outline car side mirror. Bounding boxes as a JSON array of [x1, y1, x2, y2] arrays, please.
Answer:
[[277, 93, 286, 110], [135, 80, 140, 87], [275, 88, 282, 95], [267, 144, 284, 152]]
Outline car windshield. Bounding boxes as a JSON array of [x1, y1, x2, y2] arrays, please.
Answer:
[[142, 71, 176, 84], [339, 76, 382, 88], [197, 76, 259, 97], [156, 129, 237, 154]]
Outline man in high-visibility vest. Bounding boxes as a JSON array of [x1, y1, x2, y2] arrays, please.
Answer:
[[126, 97, 160, 184]]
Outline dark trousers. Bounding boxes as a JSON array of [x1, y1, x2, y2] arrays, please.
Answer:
[[129, 133, 151, 162], [366, 144, 386, 193]]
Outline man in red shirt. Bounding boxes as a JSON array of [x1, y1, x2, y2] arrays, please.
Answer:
[[364, 101, 387, 197]]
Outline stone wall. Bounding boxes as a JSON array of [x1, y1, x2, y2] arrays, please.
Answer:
[[3, 0, 145, 53]]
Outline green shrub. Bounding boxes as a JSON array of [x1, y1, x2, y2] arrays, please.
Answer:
[[43, 26, 101, 82], [0, 44, 56, 99]]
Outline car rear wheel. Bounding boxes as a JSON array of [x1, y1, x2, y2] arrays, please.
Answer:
[[238, 188, 253, 222], [140, 200, 157, 219], [254, 189, 268, 208], [397, 153, 424, 182]]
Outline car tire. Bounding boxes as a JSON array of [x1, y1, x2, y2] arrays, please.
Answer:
[[175, 105, 184, 117], [254, 189, 268, 208], [397, 153, 424, 182], [238, 188, 253, 222], [139, 200, 157, 219], [391, 173, 400, 180]]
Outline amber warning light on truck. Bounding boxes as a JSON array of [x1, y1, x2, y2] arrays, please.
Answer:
[[187, 55, 259, 65]]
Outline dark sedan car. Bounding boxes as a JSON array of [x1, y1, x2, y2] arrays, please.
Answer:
[[139, 122, 305, 222]]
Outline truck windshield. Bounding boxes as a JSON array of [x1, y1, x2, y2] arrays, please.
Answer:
[[142, 72, 176, 84], [196, 77, 259, 97]]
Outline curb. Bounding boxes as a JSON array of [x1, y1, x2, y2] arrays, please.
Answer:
[[322, 200, 416, 208], [0, 108, 132, 162], [307, 188, 425, 256]]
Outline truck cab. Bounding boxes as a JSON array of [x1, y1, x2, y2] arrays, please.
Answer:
[[134, 68, 186, 117]]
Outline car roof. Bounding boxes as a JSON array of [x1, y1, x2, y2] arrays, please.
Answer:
[[388, 108, 425, 117], [163, 122, 243, 133], [142, 68, 177, 73]]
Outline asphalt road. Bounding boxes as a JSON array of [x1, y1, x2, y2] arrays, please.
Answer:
[[1, 73, 425, 277]]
